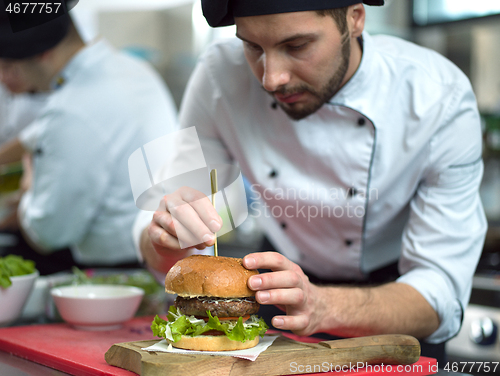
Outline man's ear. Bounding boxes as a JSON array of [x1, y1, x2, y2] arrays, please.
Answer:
[[348, 4, 365, 38]]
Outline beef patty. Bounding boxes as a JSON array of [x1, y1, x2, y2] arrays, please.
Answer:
[[175, 296, 260, 317]]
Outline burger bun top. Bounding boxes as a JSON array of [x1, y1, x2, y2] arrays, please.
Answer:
[[165, 255, 258, 298]]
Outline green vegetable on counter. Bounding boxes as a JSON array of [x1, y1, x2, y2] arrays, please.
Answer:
[[71, 266, 161, 295], [69, 267, 167, 316], [0, 255, 36, 288]]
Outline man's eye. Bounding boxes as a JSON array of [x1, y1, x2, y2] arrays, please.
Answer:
[[245, 43, 262, 52], [287, 43, 307, 51]]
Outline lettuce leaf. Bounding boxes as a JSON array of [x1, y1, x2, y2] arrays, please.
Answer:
[[151, 315, 169, 338], [151, 306, 268, 343], [0, 255, 36, 288]]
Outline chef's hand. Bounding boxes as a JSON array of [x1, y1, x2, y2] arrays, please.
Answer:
[[148, 187, 223, 255], [243, 251, 324, 337]]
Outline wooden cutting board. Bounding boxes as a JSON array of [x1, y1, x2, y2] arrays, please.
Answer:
[[105, 334, 432, 376]]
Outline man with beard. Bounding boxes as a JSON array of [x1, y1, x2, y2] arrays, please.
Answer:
[[137, 0, 486, 362]]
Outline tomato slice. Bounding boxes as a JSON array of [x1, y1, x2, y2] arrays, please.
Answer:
[[197, 315, 251, 322], [202, 330, 225, 336]]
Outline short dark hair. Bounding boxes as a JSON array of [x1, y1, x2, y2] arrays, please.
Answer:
[[316, 7, 349, 34]]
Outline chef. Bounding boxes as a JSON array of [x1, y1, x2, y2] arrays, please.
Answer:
[[138, 0, 486, 362], [0, 4, 178, 272]]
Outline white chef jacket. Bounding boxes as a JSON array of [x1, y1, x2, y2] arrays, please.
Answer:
[[169, 31, 487, 343], [18, 39, 178, 266], [0, 84, 48, 145]]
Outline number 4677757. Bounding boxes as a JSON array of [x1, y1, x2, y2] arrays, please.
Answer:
[[443, 362, 499, 373], [5, 2, 62, 14]]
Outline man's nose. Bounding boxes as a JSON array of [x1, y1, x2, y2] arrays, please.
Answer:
[[261, 54, 290, 92]]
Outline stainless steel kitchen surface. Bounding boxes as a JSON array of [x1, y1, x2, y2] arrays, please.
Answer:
[[447, 302, 500, 359]]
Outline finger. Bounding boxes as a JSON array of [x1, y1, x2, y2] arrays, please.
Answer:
[[243, 252, 296, 272], [149, 219, 207, 253], [173, 214, 213, 249], [248, 271, 302, 291], [167, 195, 215, 248], [154, 190, 218, 249], [272, 314, 309, 333], [255, 287, 305, 306], [152, 200, 200, 250], [180, 188, 222, 233], [148, 221, 182, 251], [152, 209, 177, 238], [154, 196, 209, 246]]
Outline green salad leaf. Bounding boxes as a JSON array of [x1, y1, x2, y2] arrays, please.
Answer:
[[0, 255, 36, 288], [70, 266, 161, 295], [151, 306, 268, 343]]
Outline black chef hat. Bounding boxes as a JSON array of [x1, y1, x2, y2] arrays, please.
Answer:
[[0, 0, 77, 59], [202, 0, 384, 27]]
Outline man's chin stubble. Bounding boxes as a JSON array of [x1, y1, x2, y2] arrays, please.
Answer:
[[278, 100, 324, 121]]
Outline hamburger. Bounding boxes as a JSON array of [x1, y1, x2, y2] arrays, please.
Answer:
[[151, 255, 268, 351]]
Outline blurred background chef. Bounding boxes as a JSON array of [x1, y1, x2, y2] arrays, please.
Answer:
[[0, 84, 47, 241], [0, 2, 178, 274]]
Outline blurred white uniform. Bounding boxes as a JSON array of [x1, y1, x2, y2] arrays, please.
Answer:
[[18, 39, 178, 266], [0, 84, 47, 145]]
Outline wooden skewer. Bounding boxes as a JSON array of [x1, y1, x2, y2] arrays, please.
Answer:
[[210, 169, 218, 257]]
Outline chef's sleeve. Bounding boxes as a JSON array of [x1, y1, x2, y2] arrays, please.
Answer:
[[18, 110, 109, 251], [397, 78, 487, 344]]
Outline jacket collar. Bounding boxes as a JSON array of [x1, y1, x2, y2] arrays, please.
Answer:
[[321, 31, 379, 126], [50, 39, 110, 91]]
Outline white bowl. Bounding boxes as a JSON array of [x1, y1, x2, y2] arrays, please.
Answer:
[[50, 284, 144, 330], [0, 271, 39, 326], [21, 272, 74, 320]]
